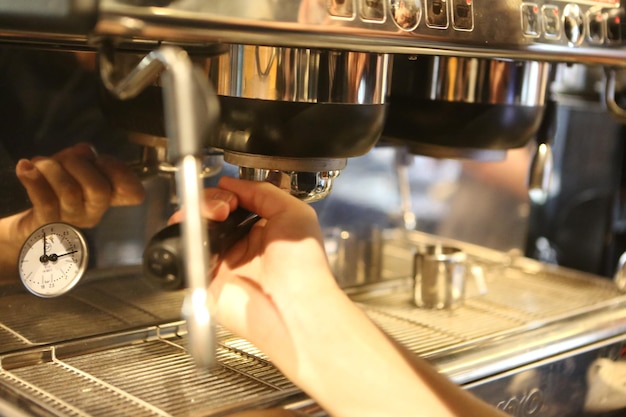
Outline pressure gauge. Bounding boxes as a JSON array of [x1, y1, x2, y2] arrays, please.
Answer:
[[18, 222, 89, 297]]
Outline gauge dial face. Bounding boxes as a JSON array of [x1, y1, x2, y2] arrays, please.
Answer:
[[18, 222, 88, 298]]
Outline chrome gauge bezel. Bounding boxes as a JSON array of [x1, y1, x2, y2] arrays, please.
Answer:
[[18, 222, 89, 298]]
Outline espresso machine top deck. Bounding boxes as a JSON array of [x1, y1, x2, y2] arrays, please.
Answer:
[[0, 0, 624, 64]]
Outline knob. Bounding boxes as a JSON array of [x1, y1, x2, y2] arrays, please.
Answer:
[[563, 4, 584, 45], [391, 0, 423, 31]]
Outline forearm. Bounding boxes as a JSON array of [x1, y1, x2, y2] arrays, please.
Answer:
[[385, 333, 509, 417], [266, 284, 505, 417]]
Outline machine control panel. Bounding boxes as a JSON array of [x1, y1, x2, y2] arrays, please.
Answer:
[[3, 0, 626, 67], [323, 0, 626, 50], [563, 3, 585, 44], [519, 1, 624, 46]]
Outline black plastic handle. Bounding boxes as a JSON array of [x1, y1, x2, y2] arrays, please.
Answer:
[[142, 207, 260, 290]]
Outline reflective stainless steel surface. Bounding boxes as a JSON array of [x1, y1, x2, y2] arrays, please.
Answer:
[[233, 154, 343, 202], [214, 45, 390, 104], [426, 58, 550, 107], [238, 167, 340, 203], [382, 56, 552, 159], [90, 0, 626, 66], [0, 1, 624, 65], [412, 244, 468, 309]]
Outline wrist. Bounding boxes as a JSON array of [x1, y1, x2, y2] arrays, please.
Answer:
[[0, 211, 30, 281]]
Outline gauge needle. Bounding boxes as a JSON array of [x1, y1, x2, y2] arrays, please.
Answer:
[[39, 231, 48, 263], [48, 251, 77, 262]]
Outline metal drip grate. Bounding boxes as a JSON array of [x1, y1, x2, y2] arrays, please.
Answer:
[[0, 270, 185, 353], [1, 330, 300, 417], [358, 261, 626, 358]]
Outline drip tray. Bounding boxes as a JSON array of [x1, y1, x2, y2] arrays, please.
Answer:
[[0, 266, 185, 353], [1, 325, 302, 417], [357, 262, 626, 358], [2, 231, 626, 416]]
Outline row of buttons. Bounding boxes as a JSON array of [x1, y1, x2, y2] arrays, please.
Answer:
[[327, 0, 474, 32], [521, 2, 624, 45]]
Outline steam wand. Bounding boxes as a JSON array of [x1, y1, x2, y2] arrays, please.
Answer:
[[395, 147, 417, 230], [527, 98, 557, 205], [100, 45, 219, 368]]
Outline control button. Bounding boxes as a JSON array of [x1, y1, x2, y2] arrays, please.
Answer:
[[607, 9, 624, 43], [542, 5, 561, 39], [426, 0, 448, 28], [360, 0, 386, 22], [452, 0, 473, 31], [328, 0, 355, 19], [521, 3, 540, 38], [587, 10, 605, 44], [563, 3, 584, 45], [390, 0, 422, 31]]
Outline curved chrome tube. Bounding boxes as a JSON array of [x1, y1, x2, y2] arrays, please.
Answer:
[[604, 67, 626, 124], [528, 143, 554, 205], [100, 45, 219, 368]]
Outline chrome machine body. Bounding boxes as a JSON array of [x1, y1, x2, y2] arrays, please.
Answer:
[[1, 0, 626, 416]]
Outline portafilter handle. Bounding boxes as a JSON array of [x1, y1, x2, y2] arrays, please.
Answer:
[[143, 207, 260, 290]]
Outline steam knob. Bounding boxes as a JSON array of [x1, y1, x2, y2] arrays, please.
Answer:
[[563, 4, 584, 46], [391, 0, 423, 31]]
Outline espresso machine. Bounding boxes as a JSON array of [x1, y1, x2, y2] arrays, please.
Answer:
[[2, 1, 626, 416]]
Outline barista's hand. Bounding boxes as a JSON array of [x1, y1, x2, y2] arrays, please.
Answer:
[[168, 176, 338, 346], [207, 176, 339, 346], [14, 142, 144, 234], [194, 177, 506, 417]]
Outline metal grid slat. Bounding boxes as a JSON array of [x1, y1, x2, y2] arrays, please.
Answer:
[[0, 325, 31, 351], [0, 371, 88, 417], [360, 264, 625, 357], [5, 362, 158, 417], [87, 278, 184, 319], [0, 275, 186, 354], [366, 309, 465, 354], [61, 339, 298, 416], [0, 293, 128, 344], [475, 268, 621, 319]]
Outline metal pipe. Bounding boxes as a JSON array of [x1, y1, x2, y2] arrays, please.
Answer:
[[100, 45, 219, 368]]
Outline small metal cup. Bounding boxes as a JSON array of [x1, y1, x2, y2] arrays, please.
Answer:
[[413, 245, 467, 309], [324, 227, 383, 288]]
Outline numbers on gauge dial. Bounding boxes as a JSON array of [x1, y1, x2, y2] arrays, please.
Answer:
[[18, 223, 88, 297]]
